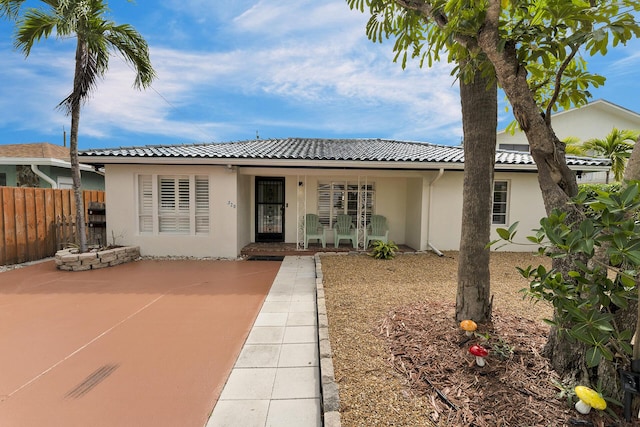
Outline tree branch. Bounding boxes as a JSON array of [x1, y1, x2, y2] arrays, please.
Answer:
[[544, 44, 579, 125]]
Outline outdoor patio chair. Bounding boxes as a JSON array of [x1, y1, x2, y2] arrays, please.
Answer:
[[333, 214, 358, 248], [365, 214, 390, 248], [304, 214, 326, 249]]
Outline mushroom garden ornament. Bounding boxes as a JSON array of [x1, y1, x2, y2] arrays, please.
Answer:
[[469, 344, 489, 367], [574, 386, 606, 414], [460, 320, 477, 336]]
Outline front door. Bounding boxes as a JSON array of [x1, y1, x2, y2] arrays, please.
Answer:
[[255, 177, 285, 242]]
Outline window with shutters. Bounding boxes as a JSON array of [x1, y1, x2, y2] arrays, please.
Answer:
[[137, 174, 210, 234], [159, 176, 190, 233], [317, 181, 374, 228], [492, 180, 509, 225]]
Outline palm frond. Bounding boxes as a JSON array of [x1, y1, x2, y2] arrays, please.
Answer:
[[0, 0, 27, 19], [105, 23, 156, 88], [14, 8, 59, 55]]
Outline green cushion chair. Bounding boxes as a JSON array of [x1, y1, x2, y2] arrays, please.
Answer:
[[365, 214, 389, 248], [304, 213, 326, 249], [333, 214, 358, 248]]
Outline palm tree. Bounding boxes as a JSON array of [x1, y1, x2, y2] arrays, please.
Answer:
[[562, 136, 587, 156], [583, 128, 639, 183], [2, 0, 155, 252]]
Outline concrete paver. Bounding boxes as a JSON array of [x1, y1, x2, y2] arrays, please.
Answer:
[[207, 256, 322, 427]]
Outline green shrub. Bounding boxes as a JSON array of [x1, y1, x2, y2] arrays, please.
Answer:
[[579, 182, 623, 218], [491, 182, 640, 367], [368, 240, 398, 260]]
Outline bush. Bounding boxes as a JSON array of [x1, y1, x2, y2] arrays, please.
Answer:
[[368, 240, 398, 260], [491, 182, 640, 367], [579, 182, 623, 218]]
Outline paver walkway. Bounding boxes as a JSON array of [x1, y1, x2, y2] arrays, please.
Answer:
[[207, 256, 322, 427]]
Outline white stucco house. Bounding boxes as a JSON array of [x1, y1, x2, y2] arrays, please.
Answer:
[[497, 99, 640, 150], [79, 138, 609, 259], [497, 99, 640, 184]]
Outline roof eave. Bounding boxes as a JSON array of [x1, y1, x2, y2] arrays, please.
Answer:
[[77, 155, 608, 171], [0, 157, 96, 172], [78, 155, 469, 170]]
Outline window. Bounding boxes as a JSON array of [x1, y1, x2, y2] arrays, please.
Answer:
[[492, 181, 509, 225], [0, 172, 6, 186], [317, 181, 375, 228], [159, 176, 190, 233], [137, 174, 209, 234]]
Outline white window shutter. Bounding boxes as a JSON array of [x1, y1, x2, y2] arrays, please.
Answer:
[[195, 176, 210, 233], [138, 175, 153, 232], [159, 176, 190, 233]]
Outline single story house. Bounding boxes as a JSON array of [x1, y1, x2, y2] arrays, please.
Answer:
[[79, 138, 609, 258], [0, 142, 104, 189]]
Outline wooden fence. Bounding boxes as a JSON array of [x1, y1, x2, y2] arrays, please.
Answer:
[[0, 187, 105, 266]]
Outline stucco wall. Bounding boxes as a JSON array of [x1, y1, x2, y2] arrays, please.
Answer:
[[374, 177, 407, 245], [105, 164, 238, 258], [428, 172, 464, 251], [404, 177, 424, 251], [237, 174, 251, 251], [427, 170, 546, 252]]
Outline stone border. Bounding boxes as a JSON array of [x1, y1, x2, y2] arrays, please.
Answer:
[[314, 252, 346, 427], [55, 246, 140, 271]]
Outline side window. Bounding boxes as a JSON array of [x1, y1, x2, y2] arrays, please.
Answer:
[[492, 181, 509, 225]]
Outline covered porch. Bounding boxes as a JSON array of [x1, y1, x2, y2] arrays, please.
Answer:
[[240, 242, 418, 258]]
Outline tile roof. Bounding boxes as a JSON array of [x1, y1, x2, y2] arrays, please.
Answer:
[[0, 142, 70, 160], [79, 138, 610, 168]]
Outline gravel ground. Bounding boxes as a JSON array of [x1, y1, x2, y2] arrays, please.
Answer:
[[320, 251, 565, 427]]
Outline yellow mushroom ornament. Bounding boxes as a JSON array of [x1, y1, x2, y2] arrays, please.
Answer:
[[574, 386, 606, 414], [460, 320, 477, 336]]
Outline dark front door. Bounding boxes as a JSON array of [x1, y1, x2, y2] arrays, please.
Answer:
[[255, 177, 285, 242]]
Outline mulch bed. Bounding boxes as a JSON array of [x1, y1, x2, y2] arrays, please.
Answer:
[[380, 301, 635, 426]]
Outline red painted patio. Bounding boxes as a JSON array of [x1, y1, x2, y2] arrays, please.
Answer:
[[0, 258, 280, 427]]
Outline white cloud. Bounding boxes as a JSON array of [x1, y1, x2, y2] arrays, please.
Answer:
[[0, 0, 464, 146]]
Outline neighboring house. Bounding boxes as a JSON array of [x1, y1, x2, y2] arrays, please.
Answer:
[[79, 138, 609, 258], [497, 99, 640, 151], [496, 99, 640, 183], [0, 142, 104, 190]]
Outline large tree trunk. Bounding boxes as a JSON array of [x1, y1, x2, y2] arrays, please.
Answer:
[[456, 65, 497, 323], [71, 39, 87, 253], [478, 0, 591, 382]]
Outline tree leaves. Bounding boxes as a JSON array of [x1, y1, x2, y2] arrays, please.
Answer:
[[491, 183, 640, 366]]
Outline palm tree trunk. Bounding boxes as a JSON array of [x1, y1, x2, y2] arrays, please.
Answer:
[[71, 38, 87, 253], [456, 65, 497, 323]]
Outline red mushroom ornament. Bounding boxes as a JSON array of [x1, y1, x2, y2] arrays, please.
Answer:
[[469, 344, 489, 366]]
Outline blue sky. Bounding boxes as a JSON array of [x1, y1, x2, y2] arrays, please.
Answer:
[[0, 0, 639, 150]]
